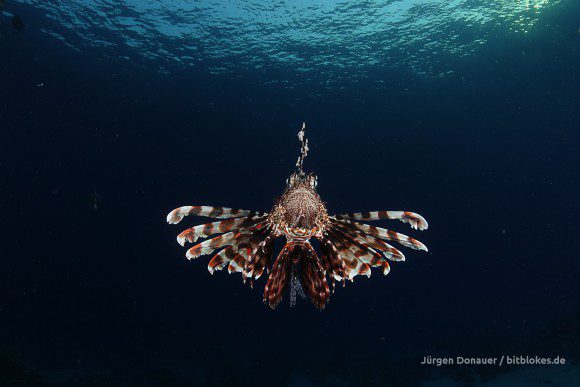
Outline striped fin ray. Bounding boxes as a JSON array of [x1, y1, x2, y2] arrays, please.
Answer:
[[208, 238, 266, 274], [324, 232, 371, 280], [335, 211, 428, 231], [208, 244, 244, 274], [205, 226, 272, 274], [227, 246, 254, 274], [243, 235, 275, 283], [226, 226, 273, 275], [329, 227, 393, 275], [263, 242, 295, 309], [379, 260, 391, 275], [166, 205, 267, 224], [298, 243, 330, 310], [331, 217, 428, 252], [331, 221, 406, 261], [177, 215, 267, 246], [329, 227, 394, 273], [251, 246, 274, 281], [319, 237, 347, 282], [186, 231, 249, 259], [327, 227, 384, 269]]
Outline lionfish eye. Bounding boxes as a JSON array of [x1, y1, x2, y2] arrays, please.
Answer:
[[311, 176, 318, 188]]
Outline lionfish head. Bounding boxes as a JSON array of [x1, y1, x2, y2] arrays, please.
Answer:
[[280, 172, 324, 231]]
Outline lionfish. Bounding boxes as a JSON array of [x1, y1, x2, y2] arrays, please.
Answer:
[[166, 124, 428, 310]]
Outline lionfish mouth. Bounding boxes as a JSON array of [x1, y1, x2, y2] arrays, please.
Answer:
[[166, 123, 429, 310], [284, 226, 319, 240]]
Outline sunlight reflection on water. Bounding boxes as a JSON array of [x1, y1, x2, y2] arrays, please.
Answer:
[[16, 0, 560, 84]]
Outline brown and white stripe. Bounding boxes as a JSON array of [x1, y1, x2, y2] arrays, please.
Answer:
[[319, 238, 347, 282], [227, 228, 273, 275], [186, 231, 251, 259], [299, 243, 330, 310], [331, 217, 428, 252], [176, 215, 267, 246], [327, 227, 384, 268], [379, 260, 391, 275], [327, 226, 392, 276], [335, 210, 428, 231], [331, 221, 406, 261], [208, 244, 243, 274], [166, 205, 267, 224], [325, 232, 371, 280], [329, 227, 391, 275], [243, 235, 275, 281], [263, 242, 294, 309], [227, 246, 254, 274]]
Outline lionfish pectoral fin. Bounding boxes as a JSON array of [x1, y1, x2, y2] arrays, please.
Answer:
[[331, 217, 427, 252], [177, 216, 266, 246], [322, 231, 371, 280], [166, 205, 266, 224], [335, 211, 428, 231], [243, 235, 275, 281], [186, 231, 245, 259], [319, 237, 347, 282]]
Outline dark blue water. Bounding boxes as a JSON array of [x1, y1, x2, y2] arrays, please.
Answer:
[[1, 1, 579, 385]]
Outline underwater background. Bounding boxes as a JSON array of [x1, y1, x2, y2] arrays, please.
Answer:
[[1, 0, 579, 385]]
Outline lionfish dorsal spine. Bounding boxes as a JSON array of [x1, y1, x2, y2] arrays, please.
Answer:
[[295, 122, 309, 174]]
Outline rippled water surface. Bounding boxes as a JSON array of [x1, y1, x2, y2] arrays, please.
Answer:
[[15, 0, 561, 81]]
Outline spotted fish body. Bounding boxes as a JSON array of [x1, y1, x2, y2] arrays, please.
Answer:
[[166, 123, 428, 310]]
